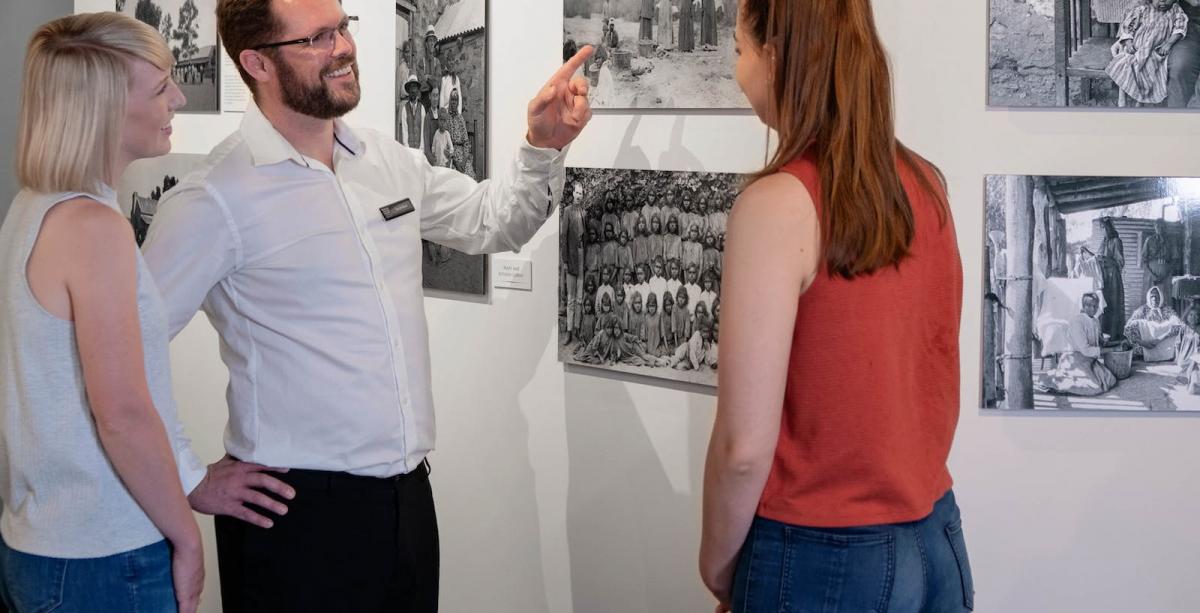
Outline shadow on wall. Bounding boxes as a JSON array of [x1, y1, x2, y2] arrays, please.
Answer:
[[430, 234, 555, 613], [563, 374, 716, 613], [659, 115, 705, 174], [611, 114, 707, 174], [563, 122, 717, 613]]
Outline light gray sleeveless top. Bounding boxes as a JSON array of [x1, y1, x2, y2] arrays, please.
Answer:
[[0, 188, 185, 558]]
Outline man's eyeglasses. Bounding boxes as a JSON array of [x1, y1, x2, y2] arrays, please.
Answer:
[[252, 16, 359, 51]]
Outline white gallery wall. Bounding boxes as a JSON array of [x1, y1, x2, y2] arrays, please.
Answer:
[[59, 0, 1200, 611]]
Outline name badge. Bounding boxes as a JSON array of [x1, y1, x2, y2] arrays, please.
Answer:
[[379, 199, 415, 221]]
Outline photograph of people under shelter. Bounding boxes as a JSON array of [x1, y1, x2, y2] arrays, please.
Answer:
[[396, 0, 489, 294], [117, 0, 221, 112], [562, 0, 745, 108], [983, 175, 1200, 412], [989, 0, 1200, 108], [559, 167, 740, 386]]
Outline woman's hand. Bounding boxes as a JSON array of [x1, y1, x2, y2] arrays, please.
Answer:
[[699, 557, 734, 612], [172, 536, 205, 613]]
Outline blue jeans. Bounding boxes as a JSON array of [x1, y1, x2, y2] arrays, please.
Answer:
[[0, 536, 176, 613], [733, 490, 974, 613]]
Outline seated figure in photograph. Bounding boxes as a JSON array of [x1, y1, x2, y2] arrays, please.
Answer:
[[1036, 293, 1119, 396], [1174, 305, 1200, 393], [1106, 0, 1190, 105], [699, 1, 971, 611], [1125, 286, 1182, 362], [672, 316, 718, 370]]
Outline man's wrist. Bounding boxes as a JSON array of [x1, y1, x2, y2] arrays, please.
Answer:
[[525, 130, 555, 151]]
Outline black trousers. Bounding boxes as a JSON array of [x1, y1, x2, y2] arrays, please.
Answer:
[[215, 462, 439, 612]]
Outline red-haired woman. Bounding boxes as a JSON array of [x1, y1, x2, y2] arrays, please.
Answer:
[[699, 1, 972, 611]]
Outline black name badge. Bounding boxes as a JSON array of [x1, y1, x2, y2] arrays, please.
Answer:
[[380, 199, 416, 221]]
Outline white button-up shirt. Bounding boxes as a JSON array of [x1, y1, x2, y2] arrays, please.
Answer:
[[143, 104, 565, 481]]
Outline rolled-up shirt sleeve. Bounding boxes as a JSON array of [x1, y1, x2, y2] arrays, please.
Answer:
[[418, 139, 568, 255]]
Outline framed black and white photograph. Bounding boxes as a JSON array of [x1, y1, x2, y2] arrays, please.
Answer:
[[116, 153, 205, 246], [562, 0, 746, 109], [118, 0, 220, 113], [982, 174, 1200, 412], [396, 0, 488, 294], [559, 167, 741, 387], [989, 0, 1200, 109]]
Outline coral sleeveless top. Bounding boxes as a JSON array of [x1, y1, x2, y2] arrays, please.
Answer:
[[756, 154, 963, 528]]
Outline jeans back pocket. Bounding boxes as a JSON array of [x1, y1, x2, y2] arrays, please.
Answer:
[[944, 521, 975, 610], [1, 546, 67, 613], [781, 526, 896, 613]]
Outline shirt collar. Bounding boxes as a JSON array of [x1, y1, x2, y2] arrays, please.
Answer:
[[240, 101, 365, 168]]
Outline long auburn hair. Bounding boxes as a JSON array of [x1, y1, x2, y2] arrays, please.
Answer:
[[742, 0, 950, 279]]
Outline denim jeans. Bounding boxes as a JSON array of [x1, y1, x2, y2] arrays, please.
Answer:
[[732, 490, 974, 613], [0, 536, 176, 613]]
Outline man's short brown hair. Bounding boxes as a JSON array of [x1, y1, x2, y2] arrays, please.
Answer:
[[217, 0, 281, 97]]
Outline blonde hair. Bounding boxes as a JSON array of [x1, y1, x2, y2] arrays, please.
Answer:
[[17, 12, 173, 194]]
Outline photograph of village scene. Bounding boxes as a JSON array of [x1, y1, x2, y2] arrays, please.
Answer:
[[562, 0, 746, 109], [989, 0, 1200, 109], [118, 0, 221, 113], [983, 175, 1200, 412]]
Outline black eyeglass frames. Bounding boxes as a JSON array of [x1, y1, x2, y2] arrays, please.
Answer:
[[251, 16, 359, 52]]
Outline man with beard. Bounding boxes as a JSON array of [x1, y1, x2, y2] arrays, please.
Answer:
[[398, 75, 427, 151], [140, 0, 594, 611]]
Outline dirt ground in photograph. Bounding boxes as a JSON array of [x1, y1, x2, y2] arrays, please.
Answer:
[[564, 15, 744, 109]]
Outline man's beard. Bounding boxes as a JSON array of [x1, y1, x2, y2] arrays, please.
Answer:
[[275, 55, 361, 120]]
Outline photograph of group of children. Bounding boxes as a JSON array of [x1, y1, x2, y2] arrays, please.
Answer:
[[558, 167, 740, 386], [562, 0, 744, 109], [989, 0, 1200, 108]]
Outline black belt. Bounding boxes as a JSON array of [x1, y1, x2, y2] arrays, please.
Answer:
[[277, 458, 430, 492]]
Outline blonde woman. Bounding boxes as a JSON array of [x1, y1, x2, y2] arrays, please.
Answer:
[[0, 13, 203, 613]]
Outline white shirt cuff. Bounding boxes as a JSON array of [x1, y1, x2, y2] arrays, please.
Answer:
[[519, 137, 571, 166]]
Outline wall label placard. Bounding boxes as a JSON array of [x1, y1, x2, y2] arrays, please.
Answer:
[[494, 258, 533, 291]]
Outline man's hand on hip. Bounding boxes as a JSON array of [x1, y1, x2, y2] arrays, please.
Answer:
[[527, 46, 595, 151], [188, 454, 295, 528]]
